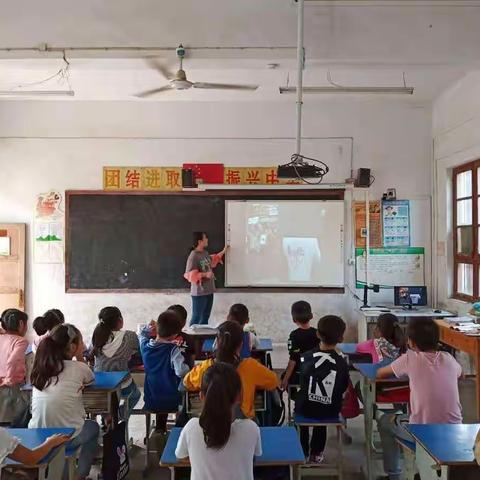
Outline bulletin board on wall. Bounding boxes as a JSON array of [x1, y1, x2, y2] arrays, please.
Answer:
[[353, 197, 431, 291]]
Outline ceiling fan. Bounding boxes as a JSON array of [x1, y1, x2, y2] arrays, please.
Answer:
[[135, 45, 259, 97]]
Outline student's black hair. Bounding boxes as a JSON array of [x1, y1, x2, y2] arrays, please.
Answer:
[[407, 317, 439, 352], [377, 313, 405, 349], [1, 309, 28, 334], [33, 309, 65, 336], [291, 300, 313, 324], [215, 320, 243, 366], [157, 310, 182, 338], [317, 315, 346, 345], [168, 304, 188, 327], [91, 306, 122, 356], [31, 323, 82, 391], [191, 231, 207, 250], [227, 303, 249, 326], [199, 362, 242, 450]]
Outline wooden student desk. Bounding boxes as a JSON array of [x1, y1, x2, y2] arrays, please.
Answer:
[[436, 319, 480, 420]]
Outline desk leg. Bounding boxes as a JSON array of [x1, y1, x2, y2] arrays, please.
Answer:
[[363, 379, 374, 480], [169, 466, 175, 480], [415, 442, 447, 480], [290, 464, 300, 480]]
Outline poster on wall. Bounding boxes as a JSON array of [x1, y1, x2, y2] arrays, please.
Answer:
[[382, 200, 410, 247], [354, 200, 382, 248], [355, 247, 424, 288], [34, 190, 64, 264], [0, 237, 10, 256]]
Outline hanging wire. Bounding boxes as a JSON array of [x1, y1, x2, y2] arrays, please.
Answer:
[[326, 70, 344, 88], [8, 51, 72, 91]]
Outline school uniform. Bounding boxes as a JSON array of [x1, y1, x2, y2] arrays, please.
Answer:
[[296, 348, 349, 456], [0, 333, 29, 426]]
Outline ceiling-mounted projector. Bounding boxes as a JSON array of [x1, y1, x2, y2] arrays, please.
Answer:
[[277, 154, 329, 183]]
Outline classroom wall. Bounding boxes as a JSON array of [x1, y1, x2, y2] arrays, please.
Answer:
[[0, 98, 432, 342], [433, 71, 480, 313]]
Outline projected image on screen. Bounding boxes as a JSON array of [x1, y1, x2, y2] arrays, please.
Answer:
[[226, 200, 344, 287]]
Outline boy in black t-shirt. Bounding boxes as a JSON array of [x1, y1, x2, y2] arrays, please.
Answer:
[[281, 301, 319, 390], [295, 315, 350, 464]]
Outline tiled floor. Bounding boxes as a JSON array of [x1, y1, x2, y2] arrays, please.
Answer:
[[91, 345, 478, 479]]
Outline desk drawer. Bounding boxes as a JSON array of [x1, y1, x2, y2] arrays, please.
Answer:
[[440, 328, 478, 355]]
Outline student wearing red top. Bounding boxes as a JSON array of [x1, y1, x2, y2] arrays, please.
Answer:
[[0, 309, 30, 426]]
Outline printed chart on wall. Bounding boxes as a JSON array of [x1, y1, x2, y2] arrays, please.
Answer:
[[355, 247, 424, 288], [382, 200, 410, 247], [354, 200, 382, 248], [34, 190, 64, 264]]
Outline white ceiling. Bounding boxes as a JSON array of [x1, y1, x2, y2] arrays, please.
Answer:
[[1, 0, 480, 101]]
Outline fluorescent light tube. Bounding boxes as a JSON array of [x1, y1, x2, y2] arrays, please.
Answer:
[[0, 90, 75, 97], [279, 86, 414, 94]]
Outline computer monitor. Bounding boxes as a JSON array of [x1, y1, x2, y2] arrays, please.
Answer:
[[394, 286, 427, 309]]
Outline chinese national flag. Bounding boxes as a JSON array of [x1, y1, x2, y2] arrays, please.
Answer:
[[183, 163, 224, 184]]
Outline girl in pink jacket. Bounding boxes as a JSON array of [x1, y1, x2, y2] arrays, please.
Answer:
[[356, 313, 405, 363]]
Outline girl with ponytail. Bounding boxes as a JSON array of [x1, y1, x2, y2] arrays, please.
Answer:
[[32, 308, 65, 353], [184, 320, 278, 419], [90, 306, 141, 416], [29, 324, 99, 480], [356, 313, 406, 363], [176, 363, 262, 480], [0, 309, 30, 426]]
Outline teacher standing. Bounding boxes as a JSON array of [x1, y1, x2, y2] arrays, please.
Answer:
[[184, 231, 227, 326]]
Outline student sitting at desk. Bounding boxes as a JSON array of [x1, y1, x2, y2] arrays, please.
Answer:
[[140, 311, 190, 432], [184, 321, 278, 419], [91, 306, 141, 417], [0, 309, 30, 427], [29, 324, 99, 480], [377, 318, 462, 480], [32, 309, 65, 353], [0, 427, 70, 479], [356, 313, 405, 363], [295, 315, 350, 464], [176, 363, 261, 480], [227, 303, 259, 359], [280, 301, 318, 391], [168, 304, 196, 368]]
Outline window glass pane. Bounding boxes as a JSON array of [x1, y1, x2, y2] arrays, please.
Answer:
[[457, 263, 473, 296], [457, 170, 472, 198], [457, 199, 472, 226], [457, 226, 473, 254]]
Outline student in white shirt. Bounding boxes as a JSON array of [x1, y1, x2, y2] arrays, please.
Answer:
[[0, 427, 70, 478], [175, 362, 262, 480], [29, 324, 99, 480]]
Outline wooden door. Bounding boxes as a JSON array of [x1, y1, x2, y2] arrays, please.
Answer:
[[0, 224, 26, 313]]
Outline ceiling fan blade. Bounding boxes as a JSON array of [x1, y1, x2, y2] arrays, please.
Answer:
[[146, 57, 175, 80], [193, 82, 258, 91], [135, 85, 172, 98]]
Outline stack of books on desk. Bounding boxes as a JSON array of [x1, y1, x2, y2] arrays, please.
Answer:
[[445, 316, 480, 336]]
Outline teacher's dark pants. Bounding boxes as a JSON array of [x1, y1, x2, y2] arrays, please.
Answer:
[[190, 293, 214, 325]]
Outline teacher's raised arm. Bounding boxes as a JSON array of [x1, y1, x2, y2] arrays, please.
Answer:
[[184, 232, 227, 326]]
